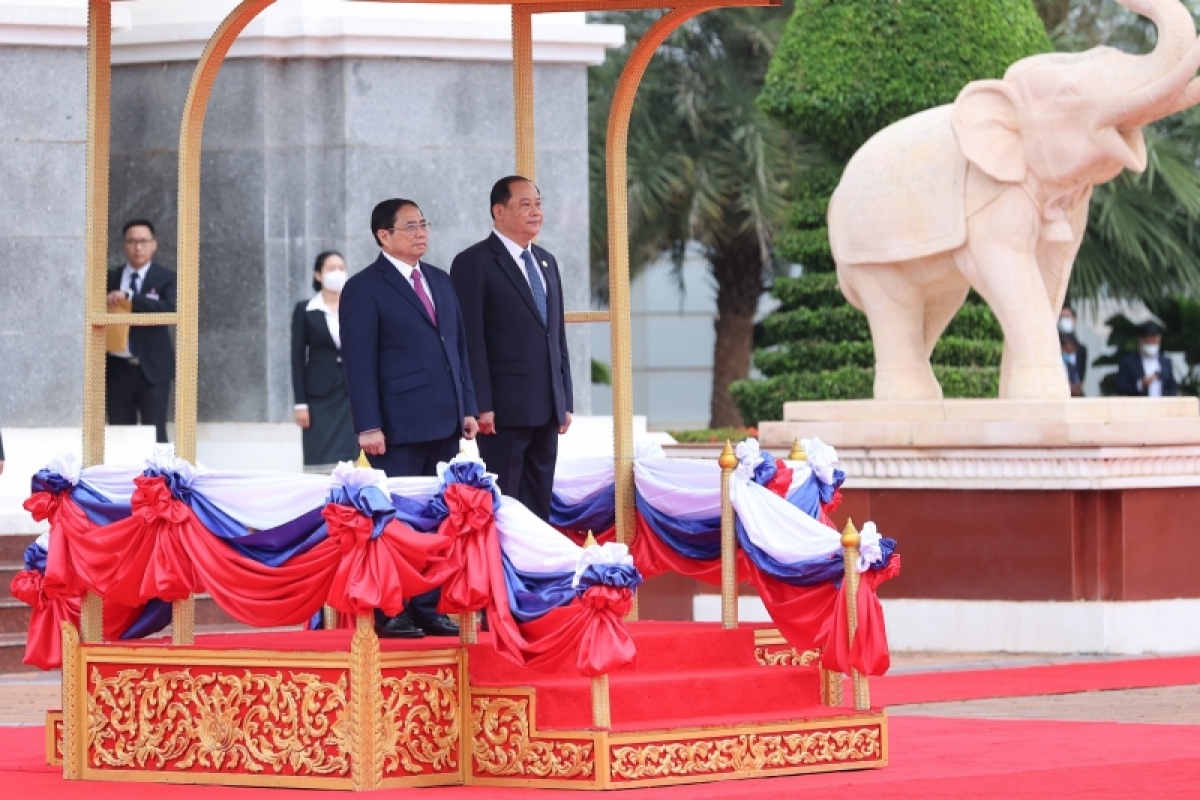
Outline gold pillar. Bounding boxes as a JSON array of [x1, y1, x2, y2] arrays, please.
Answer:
[[60, 622, 82, 780], [512, 7, 536, 180], [81, 0, 114, 646], [718, 440, 738, 629], [322, 604, 338, 630], [605, 5, 719, 622], [591, 673, 612, 729], [349, 614, 383, 790], [460, 612, 479, 645], [841, 519, 870, 711], [171, 0, 277, 644]]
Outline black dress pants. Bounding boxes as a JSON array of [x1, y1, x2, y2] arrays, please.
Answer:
[[477, 420, 558, 522], [366, 434, 460, 623], [106, 355, 170, 443]]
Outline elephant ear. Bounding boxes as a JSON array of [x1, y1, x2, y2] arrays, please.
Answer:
[[952, 80, 1026, 183]]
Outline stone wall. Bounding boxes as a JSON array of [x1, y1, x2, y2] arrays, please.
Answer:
[[108, 55, 593, 423], [0, 43, 85, 426]]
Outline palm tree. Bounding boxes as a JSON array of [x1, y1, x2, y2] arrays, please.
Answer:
[[1044, 0, 1200, 306], [589, 7, 804, 427]]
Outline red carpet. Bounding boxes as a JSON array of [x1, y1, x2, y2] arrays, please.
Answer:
[[5, 717, 1199, 798], [467, 621, 831, 731], [875, 655, 1200, 706]]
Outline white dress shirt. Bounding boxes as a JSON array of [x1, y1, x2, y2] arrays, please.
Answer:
[[1142, 355, 1163, 397], [110, 262, 152, 358], [381, 250, 436, 311], [493, 228, 546, 292]]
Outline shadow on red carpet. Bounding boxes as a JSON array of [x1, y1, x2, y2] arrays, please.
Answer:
[[4, 716, 1198, 799]]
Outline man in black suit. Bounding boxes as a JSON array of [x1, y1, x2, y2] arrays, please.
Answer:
[[106, 219, 177, 443], [340, 198, 479, 638], [451, 176, 573, 521], [1115, 321, 1179, 397]]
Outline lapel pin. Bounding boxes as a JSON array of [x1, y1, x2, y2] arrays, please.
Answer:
[[541, 260, 548, 267]]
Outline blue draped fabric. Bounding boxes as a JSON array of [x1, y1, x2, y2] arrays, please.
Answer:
[[389, 494, 443, 532], [634, 492, 721, 561], [784, 467, 847, 518], [429, 460, 501, 521], [31, 470, 130, 526], [500, 554, 577, 622], [23, 541, 47, 573], [326, 482, 395, 539], [753, 454, 778, 486], [550, 487, 615, 533], [576, 562, 642, 594], [735, 520, 844, 586]]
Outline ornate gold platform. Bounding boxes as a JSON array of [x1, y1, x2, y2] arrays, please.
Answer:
[[47, 625, 886, 791]]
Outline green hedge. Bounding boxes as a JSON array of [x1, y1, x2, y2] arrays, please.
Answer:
[[759, 0, 1051, 159], [761, 305, 872, 345], [770, 273, 845, 312], [754, 335, 1002, 377], [776, 227, 835, 271], [943, 303, 1003, 340], [731, 365, 1000, 425]]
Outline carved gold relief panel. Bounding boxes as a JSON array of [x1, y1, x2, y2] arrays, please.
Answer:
[[379, 667, 460, 777], [470, 692, 595, 781]]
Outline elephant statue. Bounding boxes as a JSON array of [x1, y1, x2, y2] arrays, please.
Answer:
[[829, 0, 1200, 400]]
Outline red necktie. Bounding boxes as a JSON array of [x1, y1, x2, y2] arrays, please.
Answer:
[[411, 267, 438, 326]]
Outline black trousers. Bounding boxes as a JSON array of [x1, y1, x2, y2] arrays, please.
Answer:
[[366, 434, 460, 623], [106, 355, 170, 443], [477, 420, 558, 522]]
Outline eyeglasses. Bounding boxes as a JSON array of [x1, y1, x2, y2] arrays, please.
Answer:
[[387, 221, 431, 235], [124, 238, 155, 246]]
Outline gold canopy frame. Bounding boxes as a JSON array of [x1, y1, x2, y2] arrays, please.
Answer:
[[78, 0, 780, 641]]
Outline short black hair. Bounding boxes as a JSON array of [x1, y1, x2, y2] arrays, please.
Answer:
[[312, 250, 343, 292], [122, 218, 156, 237], [489, 175, 537, 220], [1061, 304, 1075, 316], [370, 198, 420, 247], [1139, 320, 1165, 337]]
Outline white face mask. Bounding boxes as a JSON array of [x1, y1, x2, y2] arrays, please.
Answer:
[[1057, 316, 1075, 334], [321, 270, 348, 293], [1142, 343, 1160, 359]]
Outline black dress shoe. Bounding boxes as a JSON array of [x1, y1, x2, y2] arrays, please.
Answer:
[[376, 611, 425, 639], [417, 613, 460, 637]]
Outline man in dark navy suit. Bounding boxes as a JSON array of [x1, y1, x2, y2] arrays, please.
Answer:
[[451, 176, 573, 522], [105, 219, 177, 443], [1115, 321, 1179, 397], [340, 198, 479, 638]]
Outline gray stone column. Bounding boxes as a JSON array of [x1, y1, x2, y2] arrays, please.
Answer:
[[0, 43, 85, 426]]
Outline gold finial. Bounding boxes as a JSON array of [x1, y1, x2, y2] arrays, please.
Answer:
[[718, 439, 738, 471], [584, 530, 598, 548], [355, 448, 371, 469], [841, 518, 860, 549], [787, 438, 807, 462]]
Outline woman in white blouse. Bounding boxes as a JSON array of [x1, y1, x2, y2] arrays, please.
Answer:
[[291, 252, 358, 472]]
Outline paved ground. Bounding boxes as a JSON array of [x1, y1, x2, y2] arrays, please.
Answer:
[[2, 652, 1197, 727]]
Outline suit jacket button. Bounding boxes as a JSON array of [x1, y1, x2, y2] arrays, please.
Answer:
[[445, 365, 451, 371]]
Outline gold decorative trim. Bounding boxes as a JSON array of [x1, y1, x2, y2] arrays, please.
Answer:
[[61, 621, 81, 779], [46, 711, 64, 766], [471, 695, 595, 780], [609, 725, 884, 782], [172, 597, 195, 646], [754, 646, 821, 667], [85, 666, 350, 776], [821, 668, 845, 707], [80, 592, 104, 644], [349, 614, 382, 791], [380, 668, 459, 776]]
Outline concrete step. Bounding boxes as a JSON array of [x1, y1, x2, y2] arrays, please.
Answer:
[[0, 534, 38, 564]]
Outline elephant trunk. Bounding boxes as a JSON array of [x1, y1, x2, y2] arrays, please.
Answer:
[[1103, 0, 1200, 127]]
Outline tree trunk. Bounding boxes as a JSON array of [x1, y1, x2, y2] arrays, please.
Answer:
[[709, 236, 766, 428]]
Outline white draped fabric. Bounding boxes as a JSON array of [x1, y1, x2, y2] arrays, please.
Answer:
[[633, 458, 722, 521]]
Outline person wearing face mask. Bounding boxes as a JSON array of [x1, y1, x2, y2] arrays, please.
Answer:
[[291, 251, 359, 473], [1115, 321, 1178, 397], [1057, 305, 1088, 387], [1060, 332, 1084, 397]]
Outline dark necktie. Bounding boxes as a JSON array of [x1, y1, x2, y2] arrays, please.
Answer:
[[520, 250, 547, 325], [411, 267, 438, 326], [128, 271, 140, 297]]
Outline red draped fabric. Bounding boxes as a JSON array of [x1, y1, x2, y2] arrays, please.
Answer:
[[822, 556, 902, 677], [631, 511, 898, 674], [435, 485, 635, 676], [18, 491, 145, 669], [47, 475, 453, 629]]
